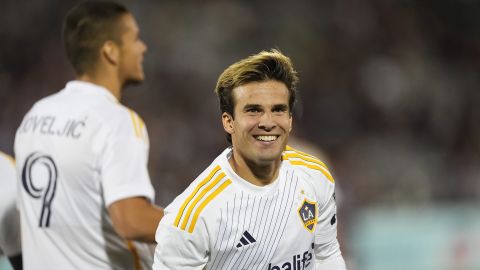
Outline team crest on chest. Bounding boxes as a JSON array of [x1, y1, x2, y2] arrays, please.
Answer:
[[298, 199, 317, 232]]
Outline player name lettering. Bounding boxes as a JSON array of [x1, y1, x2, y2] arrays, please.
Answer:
[[19, 115, 86, 139], [268, 248, 313, 270]]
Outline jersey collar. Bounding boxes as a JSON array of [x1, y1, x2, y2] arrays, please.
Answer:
[[217, 147, 284, 194]]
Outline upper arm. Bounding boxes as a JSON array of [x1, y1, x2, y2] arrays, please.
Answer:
[[153, 206, 209, 270], [100, 109, 154, 206], [315, 189, 337, 246], [108, 197, 151, 229], [313, 174, 346, 269]]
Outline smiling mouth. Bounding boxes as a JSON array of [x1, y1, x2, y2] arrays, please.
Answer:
[[254, 135, 279, 142]]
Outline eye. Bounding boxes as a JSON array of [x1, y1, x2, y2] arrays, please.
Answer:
[[244, 105, 262, 114], [272, 106, 288, 114], [247, 108, 260, 113]]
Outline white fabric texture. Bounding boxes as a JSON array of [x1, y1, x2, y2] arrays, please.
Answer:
[[15, 81, 155, 270], [153, 147, 346, 270]]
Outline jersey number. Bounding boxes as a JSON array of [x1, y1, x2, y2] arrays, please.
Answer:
[[21, 152, 58, 227]]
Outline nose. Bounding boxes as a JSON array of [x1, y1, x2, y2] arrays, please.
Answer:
[[258, 112, 276, 131]]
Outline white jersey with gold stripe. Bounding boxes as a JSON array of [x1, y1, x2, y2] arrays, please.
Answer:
[[153, 147, 346, 270], [14, 81, 154, 270], [0, 152, 21, 257]]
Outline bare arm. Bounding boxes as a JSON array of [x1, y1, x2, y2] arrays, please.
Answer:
[[109, 197, 164, 243]]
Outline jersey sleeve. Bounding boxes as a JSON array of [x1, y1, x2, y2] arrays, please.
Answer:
[[153, 200, 209, 270], [0, 154, 22, 256], [313, 170, 347, 269], [315, 186, 337, 244], [100, 110, 154, 206]]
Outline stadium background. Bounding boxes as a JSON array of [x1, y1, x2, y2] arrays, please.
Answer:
[[1, 0, 479, 269]]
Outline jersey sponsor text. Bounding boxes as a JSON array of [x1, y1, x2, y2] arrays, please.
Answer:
[[268, 246, 313, 270]]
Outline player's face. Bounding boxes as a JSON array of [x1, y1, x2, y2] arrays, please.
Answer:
[[117, 13, 147, 85], [223, 80, 292, 166]]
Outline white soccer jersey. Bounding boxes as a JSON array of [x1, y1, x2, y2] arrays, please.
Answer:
[[153, 146, 346, 270], [15, 81, 155, 270], [0, 152, 21, 257]]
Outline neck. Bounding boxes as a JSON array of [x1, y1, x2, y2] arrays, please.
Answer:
[[228, 150, 282, 186], [77, 71, 122, 101]]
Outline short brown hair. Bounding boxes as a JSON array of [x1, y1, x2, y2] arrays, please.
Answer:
[[63, 1, 128, 75], [214, 49, 299, 117]]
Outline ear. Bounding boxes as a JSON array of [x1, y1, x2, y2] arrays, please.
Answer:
[[101, 40, 120, 65], [222, 112, 234, 135]]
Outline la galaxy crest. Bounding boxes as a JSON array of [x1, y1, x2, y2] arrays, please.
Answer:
[[298, 198, 317, 232]]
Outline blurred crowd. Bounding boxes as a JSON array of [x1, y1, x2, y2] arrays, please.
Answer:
[[1, 0, 479, 229]]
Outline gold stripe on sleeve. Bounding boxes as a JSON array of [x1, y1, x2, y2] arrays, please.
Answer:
[[126, 241, 142, 270], [288, 160, 335, 183], [180, 172, 226, 230], [283, 152, 327, 169], [128, 109, 140, 138], [0, 151, 15, 165], [188, 179, 232, 233], [139, 117, 145, 139], [174, 165, 221, 227], [139, 117, 145, 130], [285, 146, 315, 158]]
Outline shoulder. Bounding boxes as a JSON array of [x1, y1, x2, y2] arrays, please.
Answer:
[[165, 162, 233, 234], [0, 151, 15, 167], [25, 91, 63, 115], [0, 151, 16, 181], [282, 146, 335, 186], [111, 105, 147, 138], [93, 102, 148, 143], [283, 146, 336, 206]]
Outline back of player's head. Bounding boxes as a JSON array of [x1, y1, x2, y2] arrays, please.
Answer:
[[214, 49, 299, 118], [63, 1, 129, 75]]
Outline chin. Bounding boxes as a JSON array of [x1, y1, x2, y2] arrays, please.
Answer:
[[256, 151, 282, 164], [124, 76, 144, 87]]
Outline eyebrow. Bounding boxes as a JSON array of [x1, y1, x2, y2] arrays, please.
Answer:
[[243, 104, 289, 111], [272, 104, 289, 111], [243, 104, 262, 111]]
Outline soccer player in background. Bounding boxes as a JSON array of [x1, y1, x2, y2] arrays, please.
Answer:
[[153, 49, 347, 269], [14, 2, 163, 269], [0, 151, 22, 270]]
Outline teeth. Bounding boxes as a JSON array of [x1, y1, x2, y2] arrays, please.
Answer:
[[255, 135, 277, 142]]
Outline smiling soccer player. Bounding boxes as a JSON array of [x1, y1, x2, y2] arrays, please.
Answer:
[[153, 49, 347, 270]]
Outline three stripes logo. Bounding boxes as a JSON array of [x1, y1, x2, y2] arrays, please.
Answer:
[[127, 108, 148, 143], [174, 165, 232, 233], [236, 231, 256, 248], [283, 146, 335, 183]]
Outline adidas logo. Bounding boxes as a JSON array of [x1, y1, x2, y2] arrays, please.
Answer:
[[236, 231, 256, 248]]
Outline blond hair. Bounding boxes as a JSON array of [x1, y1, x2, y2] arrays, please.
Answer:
[[214, 49, 299, 117]]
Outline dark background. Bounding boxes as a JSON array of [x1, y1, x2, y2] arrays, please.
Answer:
[[1, 0, 480, 267]]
